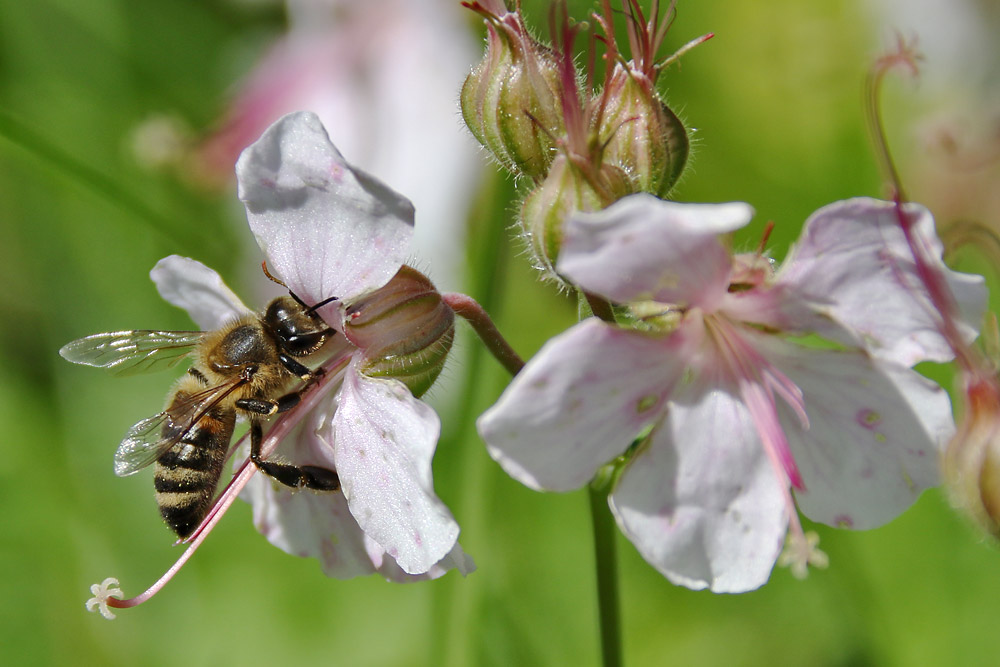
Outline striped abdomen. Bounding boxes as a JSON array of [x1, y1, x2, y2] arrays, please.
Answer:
[[154, 389, 235, 538]]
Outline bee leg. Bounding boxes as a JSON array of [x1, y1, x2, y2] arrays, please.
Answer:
[[278, 353, 321, 382], [236, 393, 301, 417], [249, 421, 340, 491]]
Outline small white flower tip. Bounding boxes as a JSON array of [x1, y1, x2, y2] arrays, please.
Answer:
[[777, 531, 829, 580], [86, 577, 123, 620]]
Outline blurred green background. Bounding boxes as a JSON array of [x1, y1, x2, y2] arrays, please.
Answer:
[[3, 0, 999, 665]]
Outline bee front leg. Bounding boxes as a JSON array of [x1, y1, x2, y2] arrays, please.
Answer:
[[278, 353, 321, 382], [249, 421, 340, 492], [235, 393, 301, 417]]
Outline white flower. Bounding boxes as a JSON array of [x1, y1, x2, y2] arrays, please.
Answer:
[[479, 194, 985, 592]]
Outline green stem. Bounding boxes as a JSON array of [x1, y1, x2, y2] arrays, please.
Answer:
[[589, 479, 623, 667]]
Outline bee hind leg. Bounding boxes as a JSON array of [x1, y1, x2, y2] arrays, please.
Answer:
[[248, 421, 340, 491]]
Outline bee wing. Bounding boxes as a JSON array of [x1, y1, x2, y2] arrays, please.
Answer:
[[113, 374, 247, 477], [114, 412, 178, 476], [60, 330, 204, 376]]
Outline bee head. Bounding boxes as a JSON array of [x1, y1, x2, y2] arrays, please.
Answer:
[[265, 296, 334, 357], [259, 261, 339, 357]]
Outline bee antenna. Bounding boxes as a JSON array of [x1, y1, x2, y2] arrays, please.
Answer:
[[305, 295, 339, 316], [261, 262, 338, 314], [261, 261, 287, 288]]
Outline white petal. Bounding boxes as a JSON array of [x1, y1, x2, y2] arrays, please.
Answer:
[[241, 382, 469, 581], [367, 538, 476, 581], [610, 380, 788, 593], [246, 476, 470, 581], [150, 255, 250, 330], [558, 193, 753, 309], [478, 318, 690, 492], [236, 112, 414, 322], [244, 473, 384, 579], [240, 403, 381, 580], [760, 337, 951, 528], [332, 368, 458, 575], [777, 197, 986, 366]]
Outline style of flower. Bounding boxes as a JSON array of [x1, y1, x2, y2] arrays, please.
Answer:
[[478, 193, 986, 592]]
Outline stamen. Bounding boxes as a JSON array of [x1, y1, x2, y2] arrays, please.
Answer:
[[708, 317, 806, 489], [740, 380, 805, 490], [762, 365, 809, 431], [777, 530, 829, 579], [85, 577, 123, 620], [755, 221, 775, 256]]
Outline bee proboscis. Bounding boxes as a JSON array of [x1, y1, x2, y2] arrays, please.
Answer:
[[61, 293, 342, 538]]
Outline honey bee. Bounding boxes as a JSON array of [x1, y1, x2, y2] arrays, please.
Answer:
[[61, 290, 342, 538]]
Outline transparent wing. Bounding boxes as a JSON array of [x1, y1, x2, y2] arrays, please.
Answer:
[[113, 375, 246, 477], [59, 330, 204, 376]]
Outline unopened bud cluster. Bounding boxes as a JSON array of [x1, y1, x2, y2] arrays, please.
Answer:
[[461, 0, 698, 278], [344, 265, 455, 397]]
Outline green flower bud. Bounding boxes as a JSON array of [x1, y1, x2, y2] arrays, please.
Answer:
[[944, 375, 1000, 539], [344, 265, 454, 397], [598, 65, 688, 197], [519, 153, 634, 276], [461, 5, 564, 180]]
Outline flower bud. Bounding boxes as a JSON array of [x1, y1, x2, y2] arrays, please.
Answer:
[[461, 6, 564, 180], [944, 375, 1000, 538], [519, 153, 634, 276], [598, 65, 689, 197], [343, 265, 454, 397]]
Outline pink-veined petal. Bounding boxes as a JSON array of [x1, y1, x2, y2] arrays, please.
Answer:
[[776, 197, 986, 365], [240, 395, 378, 579], [558, 193, 754, 310], [759, 336, 951, 529], [610, 377, 788, 593], [236, 112, 414, 323], [150, 255, 250, 330], [477, 318, 692, 492], [331, 367, 458, 575]]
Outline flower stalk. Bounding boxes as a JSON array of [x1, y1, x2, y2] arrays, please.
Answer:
[[589, 468, 622, 667], [443, 292, 525, 376]]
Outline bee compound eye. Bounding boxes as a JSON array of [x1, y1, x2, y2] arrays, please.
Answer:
[[284, 331, 326, 356]]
